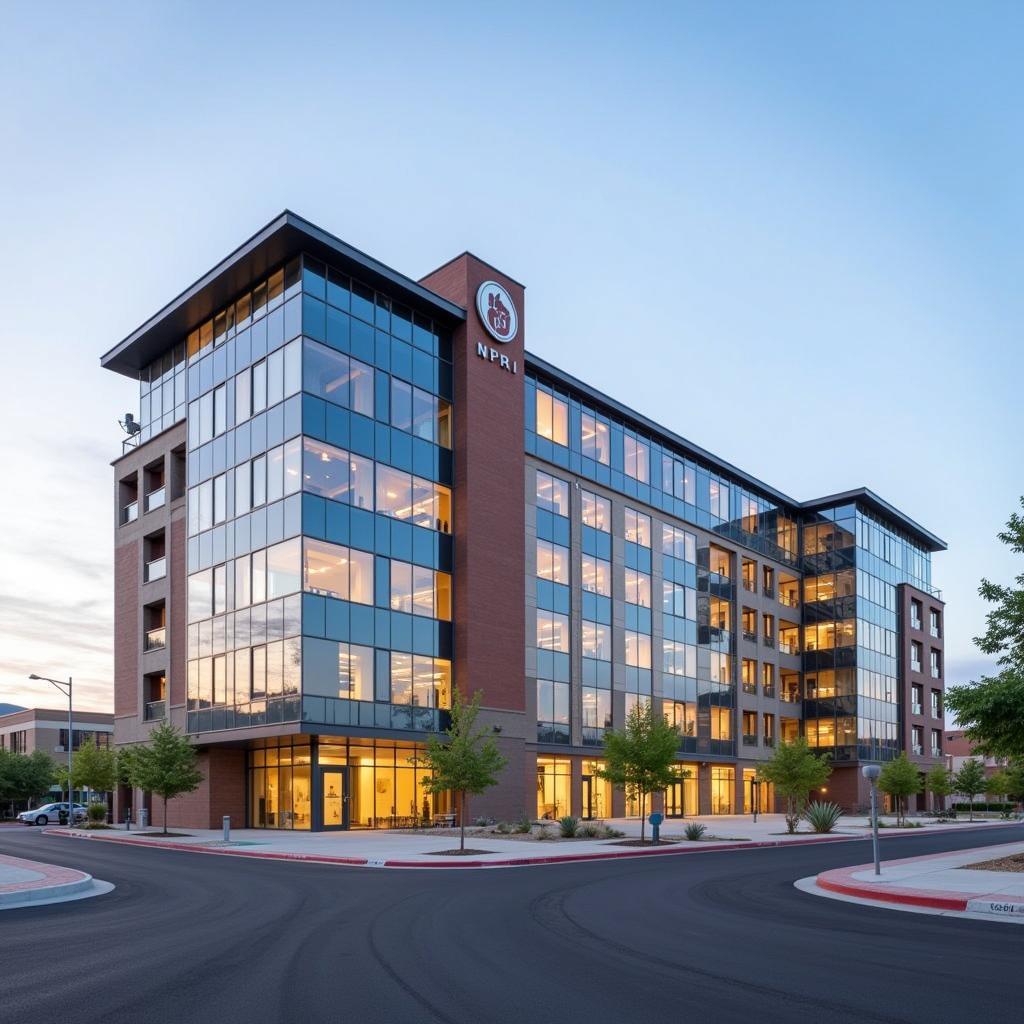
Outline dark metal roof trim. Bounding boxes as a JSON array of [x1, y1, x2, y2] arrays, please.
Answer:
[[100, 211, 466, 378], [525, 352, 947, 552]]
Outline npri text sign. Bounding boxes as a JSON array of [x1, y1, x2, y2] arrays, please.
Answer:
[[475, 280, 519, 374]]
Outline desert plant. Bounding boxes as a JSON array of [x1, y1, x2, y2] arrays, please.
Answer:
[[513, 816, 532, 834], [534, 825, 554, 841], [494, 821, 511, 834], [684, 822, 707, 841], [87, 802, 107, 824], [558, 815, 580, 838], [578, 822, 601, 838], [474, 816, 489, 827], [603, 826, 625, 838], [803, 800, 842, 834]]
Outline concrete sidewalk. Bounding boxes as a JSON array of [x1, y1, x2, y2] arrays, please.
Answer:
[[803, 841, 1024, 921], [44, 814, 1013, 870], [0, 852, 112, 910]]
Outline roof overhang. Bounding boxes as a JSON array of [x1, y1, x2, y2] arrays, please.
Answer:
[[100, 210, 466, 378]]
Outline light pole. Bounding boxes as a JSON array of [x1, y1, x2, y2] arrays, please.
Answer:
[[752, 778, 761, 824], [29, 674, 73, 824], [862, 763, 882, 876]]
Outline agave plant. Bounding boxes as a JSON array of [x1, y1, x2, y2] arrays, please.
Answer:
[[558, 815, 580, 838], [803, 801, 843, 833], [684, 822, 707, 841]]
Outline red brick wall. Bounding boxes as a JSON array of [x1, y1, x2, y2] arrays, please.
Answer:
[[419, 257, 526, 716], [114, 540, 140, 717], [166, 747, 246, 829]]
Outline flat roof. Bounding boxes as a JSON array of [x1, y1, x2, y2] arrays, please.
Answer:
[[526, 352, 947, 552], [100, 211, 466, 378]]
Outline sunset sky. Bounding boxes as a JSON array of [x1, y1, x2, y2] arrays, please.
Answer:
[[1, 3, 1021, 712]]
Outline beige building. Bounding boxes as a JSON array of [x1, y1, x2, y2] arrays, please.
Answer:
[[0, 707, 114, 758]]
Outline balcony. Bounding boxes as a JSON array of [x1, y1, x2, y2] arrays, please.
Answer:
[[778, 594, 799, 610], [121, 500, 139, 525], [912, 702, 923, 716], [144, 487, 166, 514], [911, 615, 922, 631], [762, 585, 775, 599], [144, 700, 166, 721], [778, 640, 799, 655], [931, 746, 942, 758], [911, 660, 922, 674], [742, 734, 758, 747], [742, 630, 758, 644], [763, 736, 775, 747], [762, 684, 776, 699], [780, 689, 801, 703], [144, 557, 166, 583], [742, 682, 757, 695], [742, 580, 756, 593], [912, 743, 923, 755], [144, 626, 166, 652], [762, 635, 776, 649]]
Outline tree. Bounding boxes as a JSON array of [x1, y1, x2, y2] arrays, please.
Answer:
[[0, 749, 57, 812], [878, 754, 922, 826], [420, 689, 508, 852], [946, 497, 1024, 759], [1003, 759, 1024, 810], [925, 764, 954, 813], [953, 758, 987, 821], [598, 701, 685, 843], [986, 770, 1011, 804], [71, 739, 118, 809], [758, 738, 831, 834], [128, 724, 204, 835]]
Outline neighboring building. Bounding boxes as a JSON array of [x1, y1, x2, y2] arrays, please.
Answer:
[[944, 729, 1005, 778], [100, 212, 947, 829]]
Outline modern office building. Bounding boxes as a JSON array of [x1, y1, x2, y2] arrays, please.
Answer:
[[102, 212, 947, 830]]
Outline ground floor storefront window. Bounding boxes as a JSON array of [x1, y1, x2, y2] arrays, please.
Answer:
[[664, 763, 699, 817], [581, 759, 612, 819], [247, 736, 450, 830], [536, 756, 571, 819], [742, 768, 775, 814], [711, 766, 735, 814]]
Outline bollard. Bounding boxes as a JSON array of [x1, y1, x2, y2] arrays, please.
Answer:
[[223, 815, 231, 843], [125, 807, 132, 832], [139, 807, 148, 830]]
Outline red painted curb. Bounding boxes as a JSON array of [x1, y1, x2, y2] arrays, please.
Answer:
[[816, 874, 970, 911], [44, 824, 1010, 870]]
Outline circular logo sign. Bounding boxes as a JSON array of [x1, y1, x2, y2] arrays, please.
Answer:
[[476, 280, 518, 344]]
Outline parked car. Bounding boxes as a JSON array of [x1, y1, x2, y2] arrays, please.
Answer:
[[17, 803, 88, 826]]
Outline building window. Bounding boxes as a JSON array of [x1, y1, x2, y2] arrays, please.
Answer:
[[624, 568, 651, 607], [711, 766, 735, 814], [303, 438, 374, 511], [581, 411, 610, 464], [662, 524, 696, 562], [536, 679, 570, 741], [536, 757, 571, 820], [911, 683, 923, 716], [581, 490, 611, 531], [931, 730, 942, 757], [537, 610, 570, 652], [911, 641, 922, 673], [302, 539, 373, 604], [762, 662, 776, 697], [929, 609, 941, 638], [583, 689, 612, 733], [662, 639, 696, 678], [931, 690, 942, 718], [912, 725, 923, 756], [388, 560, 452, 620], [710, 707, 731, 741], [581, 554, 611, 596], [624, 508, 651, 547], [663, 582, 696, 620], [536, 472, 570, 516], [582, 622, 611, 660], [741, 658, 757, 694], [303, 339, 374, 416], [623, 434, 649, 483], [624, 630, 651, 668], [910, 598, 922, 630], [536, 540, 570, 584], [536, 388, 569, 446], [709, 479, 730, 520], [664, 700, 696, 737], [930, 649, 941, 679]]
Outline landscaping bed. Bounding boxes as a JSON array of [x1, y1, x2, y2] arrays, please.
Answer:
[[961, 853, 1024, 873]]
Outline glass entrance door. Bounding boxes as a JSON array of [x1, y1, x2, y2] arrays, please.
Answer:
[[665, 782, 685, 817], [582, 776, 593, 819], [320, 768, 349, 830]]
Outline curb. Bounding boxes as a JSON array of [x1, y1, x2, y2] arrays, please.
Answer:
[[43, 821, 1013, 870], [0, 857, 95, 909]]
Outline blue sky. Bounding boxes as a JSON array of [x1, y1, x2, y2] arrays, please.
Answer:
[[1, 3, 1021, 711]]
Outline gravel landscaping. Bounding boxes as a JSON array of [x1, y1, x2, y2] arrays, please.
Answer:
[[961, 853, 1024, 873]]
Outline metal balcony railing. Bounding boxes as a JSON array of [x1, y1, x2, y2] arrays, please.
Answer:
[[742, 734, 758, 746], [144, 557, 167, 582], [121, 500, 139, 525], [144, 626, 166, 651], [145, 487, 166, 513], [144, 700, 166, 721]]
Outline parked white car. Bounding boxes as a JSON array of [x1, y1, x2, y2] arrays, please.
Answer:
[[17, 802, 88, 826]]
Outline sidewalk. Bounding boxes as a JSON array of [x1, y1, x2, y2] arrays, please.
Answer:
[[803, 841, 1024, 921], [0, 852, 112, 910], [45, 814, 1013, 870]]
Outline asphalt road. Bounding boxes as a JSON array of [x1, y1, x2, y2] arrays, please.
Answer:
[[2, 825, 1022, 1024]]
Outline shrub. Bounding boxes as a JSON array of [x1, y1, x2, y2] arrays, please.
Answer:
[[684, 822, 707, 841], [578, 823, 601, 838], [87, 803, 108, 824], [803, 801, 843, 834], [474, 816, 489, 827], [558, 815, 580, 838], [534, 825, 554, 841], [953, 802, 1013, 813], [603, 826, 625, 838], [513, 816, 532, 834], [494, 821, 511, 834]]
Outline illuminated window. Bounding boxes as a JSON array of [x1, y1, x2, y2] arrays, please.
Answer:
[[537, 540, 570, 584], [662, 640, 696, 677], [709, 479, 730, 520], [581, 554, 611, 596], [663, 700, 696, 736], [536, 757, 571, 819], [537, 610, 570, 652], [624, 508, 651, 547], [536, 388, 569, 446], [711, 766, 735, 813], [662, 524, 696, 562], [581, 490, 611, 531], [625, 568, 651, 607], [302, 539, 374, 604], [536, 471, 570, 515], [623, 434, 649, 483], [581, 411, 610, 464], [625, 630, 651, 668], [582, 622, 611, 660]]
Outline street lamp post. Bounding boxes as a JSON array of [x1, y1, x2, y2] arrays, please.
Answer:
[[862, 763, 882, 876], [29, 674, 73, 824], [752, 778, 761, 824]]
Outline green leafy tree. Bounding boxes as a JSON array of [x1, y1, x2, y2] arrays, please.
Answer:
[[953, 758, 987, 821], [420, 689, 508, 852], [986, 770, 1011, 803], [598, 701, 686, 843], [878, 753, 923, 826], [128, 724, 204, 834], [1002, 759, 1024, 809], [758, 738, 831, 833], [71, 738, 118, 808], [946, 497, 1024, 759], [925, 764, 954, 813], [0, 749, 57, 812]]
